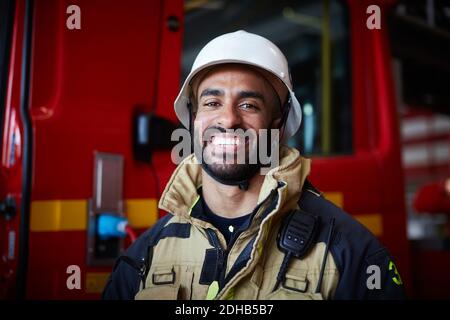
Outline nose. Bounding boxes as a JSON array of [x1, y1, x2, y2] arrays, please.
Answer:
[[216, 102, 242, 129]]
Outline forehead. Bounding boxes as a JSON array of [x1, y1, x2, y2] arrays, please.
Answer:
[[194, 64, 272, 96]]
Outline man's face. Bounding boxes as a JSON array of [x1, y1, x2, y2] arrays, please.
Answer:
[[192, 64, 281, 181]]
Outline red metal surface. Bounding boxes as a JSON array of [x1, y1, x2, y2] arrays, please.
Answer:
[[310, 0, 412, 294], [1, 0, 183, 299], [0, 0, 26, 299]]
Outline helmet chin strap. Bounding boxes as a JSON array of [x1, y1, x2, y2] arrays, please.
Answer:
[[278, 97, 291, 140], [187, 97, 291, 191]]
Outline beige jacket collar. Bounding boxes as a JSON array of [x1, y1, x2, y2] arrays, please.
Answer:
[[158, 146, 311, 218]]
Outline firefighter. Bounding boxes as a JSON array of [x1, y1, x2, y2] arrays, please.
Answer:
[[102, 31, 406, 300]]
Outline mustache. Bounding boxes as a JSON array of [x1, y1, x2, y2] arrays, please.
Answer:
[[203, 125, 227, 136], [202, 126, 251, 141]]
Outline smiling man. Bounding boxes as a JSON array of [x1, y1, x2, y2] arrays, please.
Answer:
[[191, 63, 284, 212], [102, 31, 406, 300]]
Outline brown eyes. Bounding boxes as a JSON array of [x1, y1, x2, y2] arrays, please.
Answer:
[[204, 102, 220, 107], [202, 102, 258, 111], [239, 103, 257, 110]]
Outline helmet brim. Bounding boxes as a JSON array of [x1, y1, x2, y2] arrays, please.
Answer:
[[174, 59, 302, 139]]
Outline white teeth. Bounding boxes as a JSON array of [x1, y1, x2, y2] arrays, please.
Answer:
[[211, 136, 240, 146]]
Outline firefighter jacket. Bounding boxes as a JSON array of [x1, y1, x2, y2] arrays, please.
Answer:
[[102, 146, 406, 300]]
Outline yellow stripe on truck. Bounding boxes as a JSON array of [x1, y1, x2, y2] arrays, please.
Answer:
[[323, 192, 343, 208], [85, 272, 111, 294], [30, 200, 88, 231], [354, 214, 383, 236], [323, 192, 382, 236], [125, 199, 159, 228], [30, 199, 159, 231], [30, 196, 382, 236]]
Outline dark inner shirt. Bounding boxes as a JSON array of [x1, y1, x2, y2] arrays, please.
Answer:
[[200, 192, 252, 245]]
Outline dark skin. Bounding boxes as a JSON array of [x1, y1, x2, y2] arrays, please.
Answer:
[[192, 64, 282, 219]]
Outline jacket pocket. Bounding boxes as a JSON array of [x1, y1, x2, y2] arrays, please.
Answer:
[[264, 271, 323, 300], [134, 284, 180, 300], [135, 267, 180, 300], [265, 287, 324, 300]]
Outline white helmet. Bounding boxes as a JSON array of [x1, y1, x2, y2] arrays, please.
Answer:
[[174, 30, 302, 139]]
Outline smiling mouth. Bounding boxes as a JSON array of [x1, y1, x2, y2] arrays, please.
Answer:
[[210, 135, 242, 146], [203, 133, 248, 157]]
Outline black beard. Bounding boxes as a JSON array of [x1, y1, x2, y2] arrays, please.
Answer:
[[201, 160, 260, 183], [193, 126, 263, 185]]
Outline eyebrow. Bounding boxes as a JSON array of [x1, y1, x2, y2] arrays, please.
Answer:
[[237, 90, 265, 102], [199, 88, 265, 102], [199, 88, 224, 98]]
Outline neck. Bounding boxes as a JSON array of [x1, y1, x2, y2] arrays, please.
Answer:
[[202, 170, 265, 219]]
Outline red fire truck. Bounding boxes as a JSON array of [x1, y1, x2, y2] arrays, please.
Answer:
[[0, 0, 448, 299]]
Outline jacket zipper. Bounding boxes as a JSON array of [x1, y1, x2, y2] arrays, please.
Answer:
[[207, 188, 279, 292]]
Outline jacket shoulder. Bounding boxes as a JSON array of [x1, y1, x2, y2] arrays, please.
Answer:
[[300, 187, 406, 299]]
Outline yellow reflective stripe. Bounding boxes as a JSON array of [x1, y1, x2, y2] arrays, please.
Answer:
[[323, 192, 343, 208], [30, 195, 382, 237], [188, 195, 201, 215], [31, 200, 87, 231], [126, 199, 158, 228], [323, 192, 382, 236], [30, 199, 159, 232], [85, 272, 110, 294], [354, 214, 383, 236], [206, 281, 219, 300], [389, 261, 403, 285]]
